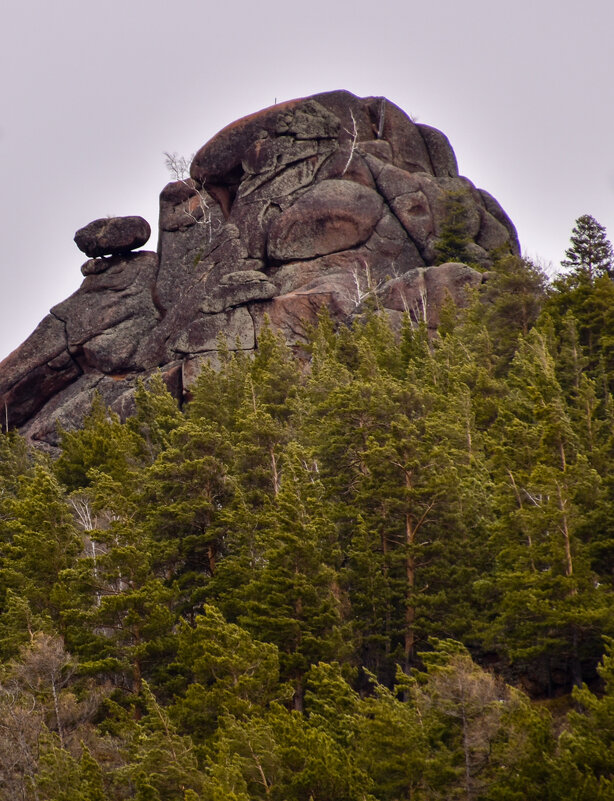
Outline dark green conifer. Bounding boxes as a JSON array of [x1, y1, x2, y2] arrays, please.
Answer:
[[486, 328, 612, 688], [238, 447, 345, 710], [554, 638, 614, 798], [170, 605, 287, 743], [561, 214, 614, 281], [0, 466, 81, 625], [434, 189, 476, 265]]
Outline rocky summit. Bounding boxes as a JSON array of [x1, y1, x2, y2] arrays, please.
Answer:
[[0, 90, 520, 447]]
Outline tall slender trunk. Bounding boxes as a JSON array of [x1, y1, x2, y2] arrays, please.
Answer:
[[248, 740, 272, 796], [293, 680, 304, 712], [207, 543, 217, 575], [90, 538, 101, 607], [556, 481, 575, 586], [382, 532, 391, 659], [401, 469, 433, 674], [293, 565, 304, 711], [559, 440, 567, 473], [132, 628, 143, 696], [270, 447, 280, 496], [404, 510, 416, 673], [508, 470, 536, 572], [585, 392, 593, 451], [570, 626, 583, 688], [461, 695, 473, 801], [50, 676, 64, 749]]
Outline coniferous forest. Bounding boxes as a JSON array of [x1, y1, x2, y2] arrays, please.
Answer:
[[3, 216, 614, 799]]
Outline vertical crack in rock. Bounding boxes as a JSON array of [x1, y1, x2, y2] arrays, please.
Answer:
[[48, 309, 85, 378]]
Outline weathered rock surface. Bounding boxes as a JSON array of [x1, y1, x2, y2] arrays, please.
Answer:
[[268, 180, 384, 260], [0, 90, 520, 446], [74, 216, 151, 258]]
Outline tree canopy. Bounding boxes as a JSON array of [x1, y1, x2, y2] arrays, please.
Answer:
[[2, 220, 614, 798]]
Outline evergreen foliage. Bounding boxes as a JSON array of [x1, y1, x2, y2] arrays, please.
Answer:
[[4, 235, 614, 797], [546, 215, 614, 380], [561, 214, 614, 281], [433, 190, 476, 266]]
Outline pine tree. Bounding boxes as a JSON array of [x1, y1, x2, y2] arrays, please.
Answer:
[[546, 216, 614, 384], [434, 189, 476, 266], [206, 702, 370, 801], [126, 373, 184, 464], [126, 682, 206, 800], [35, 744, 111, 801], [0, 465, 81, 626], [355, 671, 441, 800], [238, 447, 345, 710], [188, 346, 250, 431], [485, 327, 612, 689], [476, 254, 547, 371], [170, 605, 287, 743], [141, 418, 233, 614], [561, 214, 614, 282], [55, 395, 140, 492], [56, 465, 176, 692], [0, 430, 33, 496], [410, 640, 558, 801], [554, 638, 614, 798]]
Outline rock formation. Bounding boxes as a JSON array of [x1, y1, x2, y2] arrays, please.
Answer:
[[0, 90, 520, 446], [74, 216, 152, 258]]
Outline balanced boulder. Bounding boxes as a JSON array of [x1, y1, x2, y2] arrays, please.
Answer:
[[74, 216, 151, 258]]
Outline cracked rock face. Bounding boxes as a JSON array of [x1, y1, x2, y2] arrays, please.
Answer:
[[0, 90, 520, 446]]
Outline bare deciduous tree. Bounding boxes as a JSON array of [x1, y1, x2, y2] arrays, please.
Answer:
[[12, 634, 75, 749], [164, 151, 220, 243], [0, 634, 110, 799], [417, 648, 506, 801]]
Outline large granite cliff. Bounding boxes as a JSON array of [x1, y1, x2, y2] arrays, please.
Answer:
[[0, 90, 520, 446]]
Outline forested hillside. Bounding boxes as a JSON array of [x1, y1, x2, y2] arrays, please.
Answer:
[[2, 217, 614, 799]]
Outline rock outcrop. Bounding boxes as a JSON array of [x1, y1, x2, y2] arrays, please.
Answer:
[[0, 90, 520, 446], [74, 216, 151, 258]]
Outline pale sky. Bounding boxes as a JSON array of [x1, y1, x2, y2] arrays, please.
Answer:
[[1, 0, 613, 360]]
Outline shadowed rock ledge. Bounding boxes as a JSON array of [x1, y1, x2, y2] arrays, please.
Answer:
[[0, 90, 520, 446]]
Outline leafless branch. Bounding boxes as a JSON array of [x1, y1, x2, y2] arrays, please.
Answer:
[[341, 110, 358, 176], [164, 151, 220, 243]]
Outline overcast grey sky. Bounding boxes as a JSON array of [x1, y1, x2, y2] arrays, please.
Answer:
[[1, 0, 613, 360]]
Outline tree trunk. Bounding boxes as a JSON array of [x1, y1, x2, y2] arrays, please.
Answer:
[[570, 626, 583, 688], [404, 510, 416, 673]]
